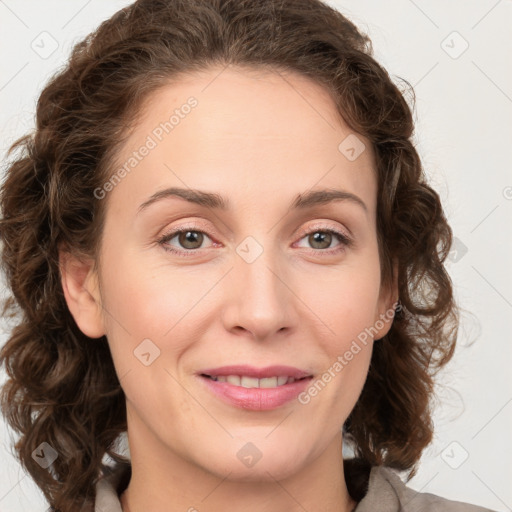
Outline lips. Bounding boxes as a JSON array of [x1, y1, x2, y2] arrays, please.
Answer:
[[197, 365, 314, 410], [198, 373, 313, 411]]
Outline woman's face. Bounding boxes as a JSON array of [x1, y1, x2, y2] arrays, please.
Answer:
[[64, 65, 396, 481]]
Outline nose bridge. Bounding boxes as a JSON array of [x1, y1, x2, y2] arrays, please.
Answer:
[[229, 231, 293, 330], [236, 231, 284, 296]]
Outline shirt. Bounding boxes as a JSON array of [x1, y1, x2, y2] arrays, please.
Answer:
[[94, 459, 496, 511]]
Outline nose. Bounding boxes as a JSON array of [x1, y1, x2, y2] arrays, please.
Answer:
[[221, 235, 297, 341]]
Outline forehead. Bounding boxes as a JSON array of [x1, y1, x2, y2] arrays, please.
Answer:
[[107, 64, 377, 216]]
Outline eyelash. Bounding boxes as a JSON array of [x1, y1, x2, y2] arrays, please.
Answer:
[[157, 222, 352, 258]]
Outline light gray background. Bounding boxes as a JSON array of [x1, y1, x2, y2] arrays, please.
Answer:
[[0, 1, 511, 510]]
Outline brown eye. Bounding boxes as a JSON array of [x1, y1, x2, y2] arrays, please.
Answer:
[[158, 227, 214, 255], [176, 230, 204, 250], [295, 227, 352, 254], [308, 231, 334, 250]]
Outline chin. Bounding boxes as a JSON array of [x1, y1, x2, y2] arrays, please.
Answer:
[[206, 448, 306, 483]]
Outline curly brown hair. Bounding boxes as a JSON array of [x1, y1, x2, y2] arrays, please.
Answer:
[[0, 0, 458, 510]]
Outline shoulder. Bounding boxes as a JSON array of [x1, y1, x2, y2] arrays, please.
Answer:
[[355, 464, 497, 512]]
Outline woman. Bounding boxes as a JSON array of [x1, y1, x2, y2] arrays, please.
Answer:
[[0, 0, 497, 511]]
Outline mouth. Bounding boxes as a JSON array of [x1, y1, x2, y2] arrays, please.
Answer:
[[197, 365, 314, 411]]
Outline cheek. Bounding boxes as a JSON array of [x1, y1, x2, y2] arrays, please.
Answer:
[[300, 257, 382, 342], [99, 247, 189, 335], [99, 249, 223, 379]]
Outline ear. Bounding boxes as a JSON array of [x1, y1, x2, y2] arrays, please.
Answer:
[[59, 246, 106, 339], [373, 258, 399, 340]]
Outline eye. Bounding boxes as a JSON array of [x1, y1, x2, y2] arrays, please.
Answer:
[[157, 223, 352, 257], [294, 225, 352, 254], [158, 225, 215, 256]]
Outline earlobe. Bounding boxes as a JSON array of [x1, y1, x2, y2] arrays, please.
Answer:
[[59, 248, 105, 339]]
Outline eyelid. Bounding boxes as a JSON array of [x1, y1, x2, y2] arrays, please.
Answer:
[[157, 219, 353, 255], [156, 220, 218, 256], [296, 220, 352, 243]]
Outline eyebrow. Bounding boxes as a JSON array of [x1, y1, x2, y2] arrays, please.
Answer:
[[137, 186, 367, 214]]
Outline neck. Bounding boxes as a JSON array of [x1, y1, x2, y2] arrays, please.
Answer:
[[121, 407, 357, 512]]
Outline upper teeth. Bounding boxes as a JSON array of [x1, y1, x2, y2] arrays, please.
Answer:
[[209, 375, 298, 388]]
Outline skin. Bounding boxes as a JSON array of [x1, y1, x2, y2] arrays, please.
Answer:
[[60, 64, 398, 512]]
